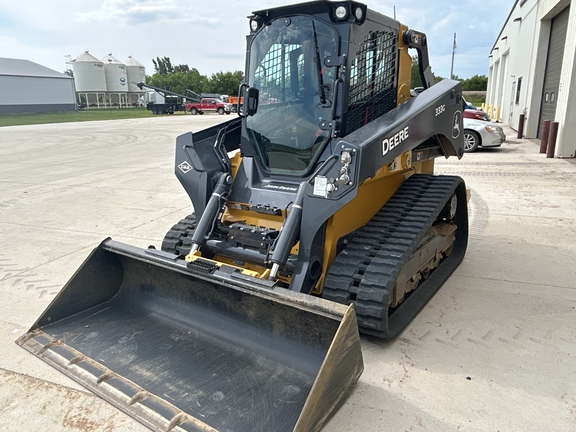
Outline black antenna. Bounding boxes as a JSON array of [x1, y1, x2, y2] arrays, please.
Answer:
[[450, 33, 456, 80]]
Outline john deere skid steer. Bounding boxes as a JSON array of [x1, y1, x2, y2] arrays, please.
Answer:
[[17, 2, 468, 431]]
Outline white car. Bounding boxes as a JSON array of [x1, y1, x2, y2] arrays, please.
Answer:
[[463, 118, 506, 152]]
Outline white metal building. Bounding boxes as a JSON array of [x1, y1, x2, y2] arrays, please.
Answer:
[[0, 58, 76, 114], [486, 0, 576, 157]]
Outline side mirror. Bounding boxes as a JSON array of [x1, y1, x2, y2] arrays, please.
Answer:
[[245, 86, 259, 116], [238, 83, 259, 117]]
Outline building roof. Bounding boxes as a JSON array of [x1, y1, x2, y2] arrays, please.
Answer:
[[491, 0, 520, 54], [0, 57, 72, 79], [73, 51, 103, 64], [125, 56, 144, 67], [102, 53, 123, 64]]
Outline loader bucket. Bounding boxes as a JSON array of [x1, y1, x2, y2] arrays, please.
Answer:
[[16, 239, 363, 432]]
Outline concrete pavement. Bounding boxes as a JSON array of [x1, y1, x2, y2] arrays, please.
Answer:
[[0, 115, 574, 431]]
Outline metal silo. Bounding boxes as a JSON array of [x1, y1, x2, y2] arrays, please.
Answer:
[[71, 51, 107, 108], [72, 51, 106, 92], [101, 53, 128, 92], [125, 56, 146, 93], [102, 53, 128, 107], [125, 56, 146, 106]]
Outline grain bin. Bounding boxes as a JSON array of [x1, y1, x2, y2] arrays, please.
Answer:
[[71, 51, 107, 108], [72, 51, 106, 92], [124, 56, 146, 92], [101, 53, 128, 93], [102, 53, 128, 107], [125, 56, 146, 106]]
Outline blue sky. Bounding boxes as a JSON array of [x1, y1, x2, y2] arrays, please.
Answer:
[[0, 0, 512, 79]]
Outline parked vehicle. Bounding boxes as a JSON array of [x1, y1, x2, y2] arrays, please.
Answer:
[[461, 97, 489, 121], [186, 98, 232, 115], [463, 118, 506, 152], [146, 95, 187, 115], [227, 95, 244, 112], [463, 97, 479, 110], [463, 108, 490, 121], [136, 82, 191, 115]]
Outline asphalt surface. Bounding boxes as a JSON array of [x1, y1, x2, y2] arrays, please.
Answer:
[[0, 115, 575, 431]]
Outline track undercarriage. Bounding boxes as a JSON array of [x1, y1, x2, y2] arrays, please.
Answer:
[[323, 174, 468, 338], [162, 174, 468, 340]]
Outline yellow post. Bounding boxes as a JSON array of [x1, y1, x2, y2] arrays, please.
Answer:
[[488, 105, 493, 119], [495, 106, 501, 122]]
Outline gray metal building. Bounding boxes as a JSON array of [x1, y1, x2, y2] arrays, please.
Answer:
[[0, 58, 76, 114]]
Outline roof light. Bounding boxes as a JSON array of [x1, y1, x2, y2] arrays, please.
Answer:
[[354, 6, 363, 20], [335, 5, 348, 20], [250, 19, 260, 32]]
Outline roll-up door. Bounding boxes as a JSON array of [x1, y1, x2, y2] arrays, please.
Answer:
[[538, 6, 570, 137]]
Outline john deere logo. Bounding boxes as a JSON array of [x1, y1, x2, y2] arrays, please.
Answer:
[[452, 111, 462, 139]]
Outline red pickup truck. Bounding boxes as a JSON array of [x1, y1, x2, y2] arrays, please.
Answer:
[[186, 98, 232, 115]]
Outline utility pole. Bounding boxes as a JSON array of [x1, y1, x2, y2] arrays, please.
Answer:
[[450, 33, 456, 79]]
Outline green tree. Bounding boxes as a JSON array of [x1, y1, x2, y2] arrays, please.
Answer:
[[148, 68, 209, 97], [410, 56, 443, 88], [152, 57, 191, 76], [410, 56, 422, 89], [204, 71, 245, 96], [461, 74, 488, 91], [152, 56, 174, 75], [147, 56, 244, 98], [174, 64, 190, 74]]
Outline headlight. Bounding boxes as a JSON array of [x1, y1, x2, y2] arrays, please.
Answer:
[[485, 126, 501, 134], [249, 19, 260, 32], [334, 5, 348, 20]]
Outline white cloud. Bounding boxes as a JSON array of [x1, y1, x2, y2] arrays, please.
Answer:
[[75, 0, 179, 24], [1, 0, 510, 78]]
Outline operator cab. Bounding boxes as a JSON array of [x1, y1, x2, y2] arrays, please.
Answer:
[[245, 15, 338, 175], [241, 1, 400, 180]]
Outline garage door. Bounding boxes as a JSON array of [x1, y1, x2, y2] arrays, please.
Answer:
[[538, 6, 570, 138]]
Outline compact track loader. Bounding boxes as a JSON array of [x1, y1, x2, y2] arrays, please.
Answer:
[[17, 2, 468, 431]]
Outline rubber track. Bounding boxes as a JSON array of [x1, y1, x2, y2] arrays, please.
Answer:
[[322, 174, 467, 339], [160, 214, 197, 256]]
